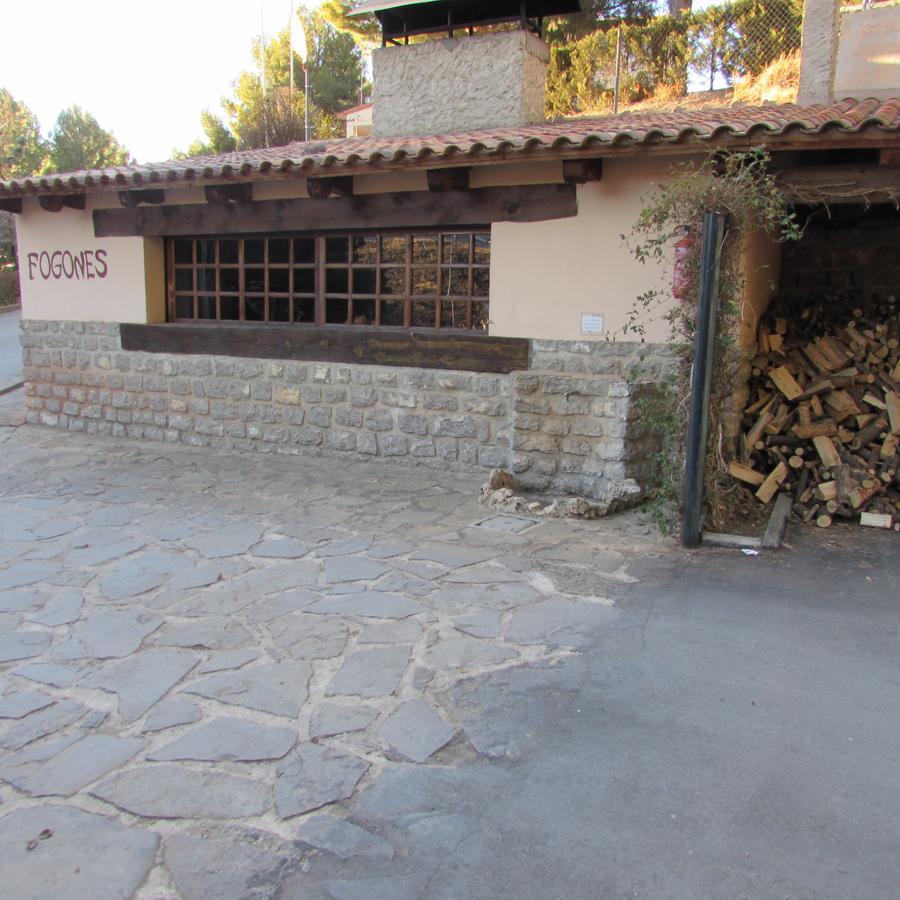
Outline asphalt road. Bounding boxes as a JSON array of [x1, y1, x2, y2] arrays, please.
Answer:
[[0, 308, 22, 391], [415, 528, 900, 899]]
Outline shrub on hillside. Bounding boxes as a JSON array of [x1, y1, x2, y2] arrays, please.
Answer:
[[0, 269, 20, 308]]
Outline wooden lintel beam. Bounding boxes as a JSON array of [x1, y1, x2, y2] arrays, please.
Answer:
[[118, 188, 166, 208], [777, 164, 900, 203], [0, 198, 23, 214], [121, 322, 531, 374], [879, 148, 900, 167], [562, 159, 604, 184], [306, 175, 354, 199], [204, 183, 253, 205], [93, 184, 578, 238], [426, 167, 471, 192]]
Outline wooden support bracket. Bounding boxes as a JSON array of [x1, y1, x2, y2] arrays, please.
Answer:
[[306, 176, 354, 199], [0, 198, 23, 214], [38, 194, 86, 212], [562, 159, 604, 185], [204, 183, 253, 205], [426, 167, 471, 192], [118, 189, 165, 208]]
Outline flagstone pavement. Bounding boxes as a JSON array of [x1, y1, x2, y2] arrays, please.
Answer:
[[0, 409, 671, 899]]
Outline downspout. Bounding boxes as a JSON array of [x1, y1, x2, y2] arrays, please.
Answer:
[[681, 211, 726, 548]]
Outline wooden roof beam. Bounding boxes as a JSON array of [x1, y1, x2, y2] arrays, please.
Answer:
[[0, 198, 23, 214]]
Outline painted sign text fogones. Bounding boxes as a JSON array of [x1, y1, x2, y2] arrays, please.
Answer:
[[26, 249, 109, 282]]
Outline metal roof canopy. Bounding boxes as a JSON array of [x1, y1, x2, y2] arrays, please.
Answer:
[[350, 0, 583, 43]]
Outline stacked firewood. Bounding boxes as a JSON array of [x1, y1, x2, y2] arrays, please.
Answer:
[[730, 299, 900, 530]]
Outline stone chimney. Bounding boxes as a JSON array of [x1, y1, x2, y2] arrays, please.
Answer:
[[798, 0, 900, 105], [372, 30, 550, 138]]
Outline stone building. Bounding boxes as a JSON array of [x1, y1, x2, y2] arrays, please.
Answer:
[[1, 0, 898, 507]]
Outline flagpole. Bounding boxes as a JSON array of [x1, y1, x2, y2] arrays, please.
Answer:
[[305, 65, 310, 142], [261, 1, 268, 147], [289, 1, 294, 97]]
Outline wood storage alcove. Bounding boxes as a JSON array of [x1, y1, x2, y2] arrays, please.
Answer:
[[729, 203, 900, 531]]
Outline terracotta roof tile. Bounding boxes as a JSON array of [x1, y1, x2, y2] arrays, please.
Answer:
[[2, 98, 898, 198]]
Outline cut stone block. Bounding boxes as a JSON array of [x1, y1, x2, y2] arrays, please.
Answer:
[[140, 699, 201, 733], [54, 609, 162, 659], [27, 590, 83, 626], [326, 646, 410, 698], [92, 765, 270, 819], [296, 815, 394, 860], [310, 703, 379, 739], [377, 700, 457, 763], [0, 805, 159, 900], [274, 743, 370, 819], [0, 701, 85, 750], [307, 591, 425, 620], [183, 662, 310, 717], [79, 649, 197, 723], [185, 524, 266, 558], [0, 630, 51, 663], [424, 637, 518, 670], [165, 830, 302, 900], [148, 717, 296, 762], [0, 734, 146, 797], [0, 689, 53, 719]]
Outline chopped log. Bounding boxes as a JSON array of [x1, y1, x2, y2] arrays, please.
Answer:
[[756, 461, 788, 504], [886, 391, 900, 434], [746, 410, 774, 447], [769, 366, 803, 400], [852, 417, 889, 450], [812, 436, 841, 469], [816, 480, 837, 501], [816, 513, 833, 528], [859, 511, 893, 529], [793, 420, 838, 439], [727, 462, 766, 486], [848, 479, 883, 509]]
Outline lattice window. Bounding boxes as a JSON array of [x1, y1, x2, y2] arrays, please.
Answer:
[[168, 231, 490, 330]]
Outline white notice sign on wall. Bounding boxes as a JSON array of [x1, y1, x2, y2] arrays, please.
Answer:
[[581, 313, 604, 335]]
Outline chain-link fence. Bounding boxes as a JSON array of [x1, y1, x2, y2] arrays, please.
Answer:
[[546, 0, 804, 116]]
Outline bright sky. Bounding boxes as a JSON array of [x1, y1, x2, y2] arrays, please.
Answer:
[[0, 0, 322, 165]]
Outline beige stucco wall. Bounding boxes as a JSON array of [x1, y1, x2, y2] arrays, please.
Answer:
[[488, 156, 699, 344], [16, 197, 165, 324], [834, 5, 900, 100], [372, 30, 549, 137]]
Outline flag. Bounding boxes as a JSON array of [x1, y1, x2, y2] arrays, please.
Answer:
[[291, 7, 308, 68]]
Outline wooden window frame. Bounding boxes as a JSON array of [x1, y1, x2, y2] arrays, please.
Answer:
[[166, 229, 491, 332]]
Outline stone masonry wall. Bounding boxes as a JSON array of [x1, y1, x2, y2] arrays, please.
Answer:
[[20, 321, 674, 502]]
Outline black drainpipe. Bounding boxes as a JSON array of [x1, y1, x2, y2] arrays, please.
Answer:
[[681, 211, 726, 548]]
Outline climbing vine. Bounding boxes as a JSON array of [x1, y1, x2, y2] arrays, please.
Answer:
[[618, 149, 801, 532]]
